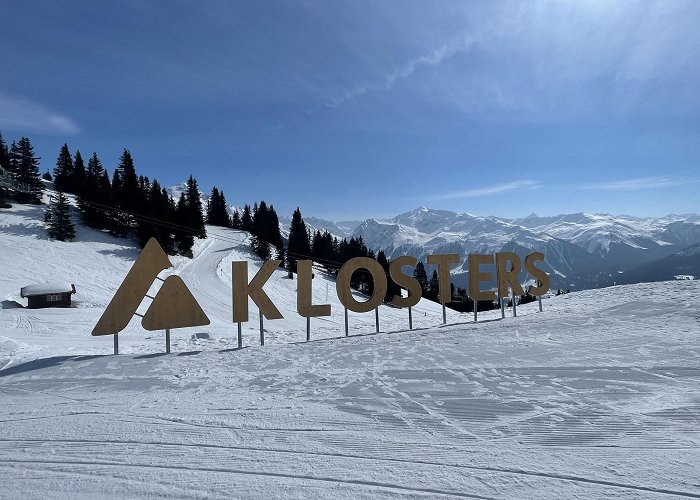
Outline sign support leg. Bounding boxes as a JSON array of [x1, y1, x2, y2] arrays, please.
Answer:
[[375, 308, 379, 333], [473, 301, 478, 323], [165, 329, 170, 354], [237, 322, 242, 349], [306, 316, 310, 342], [344, 308, 349, 337], [442, 303, 446, 325], [114, 333, 119, 355], [408, 306, 413, 330], [259, 313, 265, 346], [500, 296, 505, 319], [512, 290, 517, 317], [538, 294, 543, 312]]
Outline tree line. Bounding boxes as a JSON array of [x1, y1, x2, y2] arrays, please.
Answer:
[[0, 132, 206, 255]]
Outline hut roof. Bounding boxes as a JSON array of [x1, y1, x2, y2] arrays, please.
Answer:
[[21, 283, 76, 298]]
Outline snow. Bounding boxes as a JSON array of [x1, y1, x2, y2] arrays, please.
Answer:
[[1, 201, 699, 498], [20, 283, 75, 297]]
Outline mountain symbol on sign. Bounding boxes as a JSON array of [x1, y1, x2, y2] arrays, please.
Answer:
[[92, 238, 210, 336]]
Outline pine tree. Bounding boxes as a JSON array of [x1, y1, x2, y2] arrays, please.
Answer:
[[206, 187, 218, 225], [42, 171, 52, 181], [174, 192, 195, 256], [426, 270, 440, 301], [414, 261, 428, 296], [312, 231, 339, 273], [267, 204, 284, 255], [218, 190, 230, 227], [108, 169, 127, 236], [287, 207, 311, 273], [185, 175, 205, 238], [0, 132, 10, 170], [7, 141, 18, 176], [206, 186, 230, 227], [136, 178, 175, 251], [251, 200, 270, 259], [115, 149, 140, 219], [241, 204, 253, 232], [71, 150, 86, 195], [134, 175, 154, 247], [53, 143, 73, 192], [231, 209, 242, 229], [79, 152, 107, 228], [47, 191, 76, 241], [10, 137, 43, 203], [0, 132, 9, 208], [111, 149, 149, 237], [160, 187, 177, 254]]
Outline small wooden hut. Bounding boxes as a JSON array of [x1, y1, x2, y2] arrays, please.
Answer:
[[20, 283, 76, 309]]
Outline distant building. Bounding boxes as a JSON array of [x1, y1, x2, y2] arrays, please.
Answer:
[[20, 283, 76, 309]]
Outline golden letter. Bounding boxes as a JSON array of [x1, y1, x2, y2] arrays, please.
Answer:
[[495, 252, 525, 298], [468, 254, 496, 302], [297, 260, 331, 317], [427, 254, 460, 305], [232, 260, 283, 323], [336, 257, 387, 313], [524, 252, 550, 296], [389, 256, 421, 308]]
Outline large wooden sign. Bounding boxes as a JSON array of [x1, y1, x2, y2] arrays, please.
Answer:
[[93, 238, 550, 349], [232, 251, 549, 318]]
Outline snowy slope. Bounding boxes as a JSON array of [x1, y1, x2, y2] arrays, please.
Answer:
[[2, 280, 699, 497], [1, 201, 700, 498]]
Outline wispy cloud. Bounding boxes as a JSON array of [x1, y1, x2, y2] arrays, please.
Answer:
[[434, 179, 541, 200], [327, 42, 458, 108], [0, 92, 80, 135], [582, 177, 690, 191]]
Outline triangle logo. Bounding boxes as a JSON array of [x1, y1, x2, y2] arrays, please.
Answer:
[[142, 276, 210, 330], [93, 238, 209, 336]]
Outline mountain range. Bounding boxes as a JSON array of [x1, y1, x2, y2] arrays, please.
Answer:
[[304, 208, 700, 290], [167, 182, 699, 290]]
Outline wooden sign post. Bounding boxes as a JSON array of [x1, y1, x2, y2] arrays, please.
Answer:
[[259, 313, 264, 346]]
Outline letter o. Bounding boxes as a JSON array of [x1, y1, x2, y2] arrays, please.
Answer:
[[336, 257, 388, 313]]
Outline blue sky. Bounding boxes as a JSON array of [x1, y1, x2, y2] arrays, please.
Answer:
[[1, 0, 699, 221]]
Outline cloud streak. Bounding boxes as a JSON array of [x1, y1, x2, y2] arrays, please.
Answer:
[[582, 177, 690, 191], [0, 92, 80, 135], [434, 179, 541, 200], [327, 41, 459, 108]]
